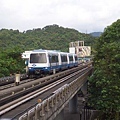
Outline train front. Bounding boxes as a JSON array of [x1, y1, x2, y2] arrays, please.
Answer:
[[28, 51, 49, 77]]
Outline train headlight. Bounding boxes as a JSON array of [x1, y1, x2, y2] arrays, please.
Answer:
[[45, 67, 48, 69]]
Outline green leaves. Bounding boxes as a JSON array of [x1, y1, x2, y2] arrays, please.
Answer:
[[88, 19, 120, 119], [0, 47, 25, 77], [0, 25, 95, 52]]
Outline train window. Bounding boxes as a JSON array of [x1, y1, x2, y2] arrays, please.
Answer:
[[61, 55, 67, 62], [69, 56, 73, 61], [75, 56, 78, 61], [30, 53, 47, 63], [51, 56, 55, 63], [55, 56, 58, 62], [50, 55, 58, 63]]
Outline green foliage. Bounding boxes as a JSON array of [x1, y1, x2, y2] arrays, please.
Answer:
[[0, 24, 95, 77], [88, 19, 120, 119], [0, 47, 25, 77], [0, 25, 95, 52]]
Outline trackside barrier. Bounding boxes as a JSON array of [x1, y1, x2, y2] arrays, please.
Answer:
[[0, 74, 27, 86], [15, 74, 20, 86], [0, 74, 27, 82], [18, 67, 92, 120]]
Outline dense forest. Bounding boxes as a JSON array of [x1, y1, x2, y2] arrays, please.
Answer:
[[0, 24, 95, 77], [89, 19, 120, 119]]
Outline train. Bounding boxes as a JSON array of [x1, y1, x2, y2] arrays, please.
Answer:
[[23, 49, 78, 78]]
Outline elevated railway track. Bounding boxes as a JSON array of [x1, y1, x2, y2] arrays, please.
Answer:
[[0, 62, 84, 87], [0, 63, 85, 99], [0, 62, 93, 119]]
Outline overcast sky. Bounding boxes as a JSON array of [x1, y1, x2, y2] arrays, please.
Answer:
[[0, 0, 120, 33]]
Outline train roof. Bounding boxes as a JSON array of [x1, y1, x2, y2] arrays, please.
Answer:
[[22, 49, 77, 56], [31, 49, 61, 53], [32, 49, 47, 52]]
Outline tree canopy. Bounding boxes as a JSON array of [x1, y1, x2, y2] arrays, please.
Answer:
[[88, 19, 120, 119]]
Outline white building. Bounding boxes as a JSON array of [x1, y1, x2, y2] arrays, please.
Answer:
[[69, 41, 91, 58]]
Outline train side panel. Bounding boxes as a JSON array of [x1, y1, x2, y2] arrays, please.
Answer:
[[48, 52, 60, 73], [59, 52, 68, 70], [73, 54, 78, 66], [68, 53, 74, 68]]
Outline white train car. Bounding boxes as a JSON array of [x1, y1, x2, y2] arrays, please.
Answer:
[[27, 49, 78, 78], [28, 50, 59, 76]]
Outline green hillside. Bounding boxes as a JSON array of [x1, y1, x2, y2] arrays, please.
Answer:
[[0, 24, 95, 52], [0, 24, 95, 77]]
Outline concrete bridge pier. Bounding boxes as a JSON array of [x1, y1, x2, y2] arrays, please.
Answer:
[[81, 81, 88, 95], [54, 109, 64, 120], [69, 94, 78, 114]]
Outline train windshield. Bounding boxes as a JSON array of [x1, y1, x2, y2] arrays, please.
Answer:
[[30, 53, 47, 63]]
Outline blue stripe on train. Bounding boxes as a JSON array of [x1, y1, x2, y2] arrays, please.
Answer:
[[28, 62, 78, 74]]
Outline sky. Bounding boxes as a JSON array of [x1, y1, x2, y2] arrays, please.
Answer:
[[0, 0, 120, 33]]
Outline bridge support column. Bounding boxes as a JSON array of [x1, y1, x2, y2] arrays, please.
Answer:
[[69, 94, 77, 113], [81, 81, 88, 95], [54, 109, 64, 120]]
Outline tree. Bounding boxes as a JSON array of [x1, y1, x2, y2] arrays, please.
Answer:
[[88, 19, 120, 119], [0, 47, 25, 77]]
